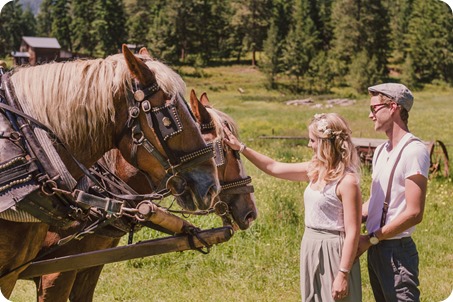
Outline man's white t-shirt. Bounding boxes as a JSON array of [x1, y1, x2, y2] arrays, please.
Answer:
[[366, 133, 430, 239]]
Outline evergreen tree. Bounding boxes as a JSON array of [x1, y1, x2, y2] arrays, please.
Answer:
[[308, 51, 335, 93], [146, 1, 179, 63], [36, 0, 53, 36], [71, 0, 97, 56], [330, 0, 361, 80], [230, 0, 273, 66], [93, 0, 127, 57], [359, 0, 390, 79], [51, 0, 72, 51], [262, 22, 280, 88], [405, 0, 453, 84], [308, 0, 334, 51], [21, 6, 37, 37], [282, 0, 319, 91], [347, 50, 380, 92], [0, 1, 34, 57], [262, 0, 293, 87], [386, 0, 414, 65]]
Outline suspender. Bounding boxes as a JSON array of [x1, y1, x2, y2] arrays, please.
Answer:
[[375, 137, 419, 227]]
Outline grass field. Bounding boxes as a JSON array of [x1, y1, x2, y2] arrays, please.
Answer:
[[10, 64, 453, 302]]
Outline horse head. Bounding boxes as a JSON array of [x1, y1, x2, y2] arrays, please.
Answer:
[[189, 90, 257, 230], [114, 45, 220, 211]]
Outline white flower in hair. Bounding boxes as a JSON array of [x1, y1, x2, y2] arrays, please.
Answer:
[[323, 128, 332, 136], [317, 119, 329, 133]]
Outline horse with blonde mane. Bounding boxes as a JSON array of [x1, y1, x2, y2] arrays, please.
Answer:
[[0, 45, 219, 298], [24, 89, 257, 302]]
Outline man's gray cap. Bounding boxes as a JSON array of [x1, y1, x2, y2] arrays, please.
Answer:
[[368, 83, 414, 112]]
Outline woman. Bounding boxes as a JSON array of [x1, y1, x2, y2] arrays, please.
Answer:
[[224, 113, 362, 301]]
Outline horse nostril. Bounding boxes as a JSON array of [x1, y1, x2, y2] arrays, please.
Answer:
[[245, 211, 257, 223]]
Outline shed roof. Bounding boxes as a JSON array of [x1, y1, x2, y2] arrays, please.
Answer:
[[22, 37, 61, 49]]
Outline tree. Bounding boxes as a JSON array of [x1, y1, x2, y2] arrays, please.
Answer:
[[347, 50, 380, 92], [282, 0, 319, 91], [330, 0, 361, 80], [386, 0, 414, 65], [230, 0, 273, 66], [93, 0, 127, 57], [36, 0, 53, 36], [0, 1, 35, 57], [262, 0, 293, 87], [71, 0, 98, 56], [51, 0, 72, 51], [405, 0, 453, 84], [359, 0, 390, 79], [262, 22, 281, 88]]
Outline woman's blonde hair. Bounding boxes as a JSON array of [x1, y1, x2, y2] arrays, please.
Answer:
[[307, 113, 360, 183]]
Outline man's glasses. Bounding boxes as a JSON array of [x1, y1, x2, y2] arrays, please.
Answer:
[[370, 103, 389, 115]]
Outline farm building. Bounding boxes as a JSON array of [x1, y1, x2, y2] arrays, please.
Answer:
[[11, 36, 72, 66]]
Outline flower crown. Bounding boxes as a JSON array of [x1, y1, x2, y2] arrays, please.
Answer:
[[313, 113, 347, 139], [316, 117, 332, 136]]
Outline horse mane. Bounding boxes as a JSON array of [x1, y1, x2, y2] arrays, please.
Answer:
[[205, 107, 240, 138], [9, 54, 186, 154]]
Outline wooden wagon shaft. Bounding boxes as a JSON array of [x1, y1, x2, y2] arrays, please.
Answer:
[[19, 226, 234, 279], [136, 201, 193, 234]]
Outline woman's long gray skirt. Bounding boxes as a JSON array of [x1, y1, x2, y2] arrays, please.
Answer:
[[300, 227, 361, 302]]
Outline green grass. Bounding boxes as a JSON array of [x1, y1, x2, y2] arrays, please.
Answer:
[[10, 65, 453, 302]]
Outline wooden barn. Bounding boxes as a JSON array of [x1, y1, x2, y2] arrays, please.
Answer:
[[11, 36, 66, 66]]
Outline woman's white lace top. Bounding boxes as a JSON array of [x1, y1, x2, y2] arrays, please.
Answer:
[[303, 180, 344, 231]]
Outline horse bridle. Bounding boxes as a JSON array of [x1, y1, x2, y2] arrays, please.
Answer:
[[126, 80, 215, 193], [201, 119, 254, 219]]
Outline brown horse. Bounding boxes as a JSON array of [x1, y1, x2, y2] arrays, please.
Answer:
[[0, 46, 219, 298], [30, 90, 257, 302]]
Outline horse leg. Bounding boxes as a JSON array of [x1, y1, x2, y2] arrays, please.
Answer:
[[69, 265, 105, 302], [36, 271, 77, 302], [0, 219, 48, 298], [69, 237, 120, 302]]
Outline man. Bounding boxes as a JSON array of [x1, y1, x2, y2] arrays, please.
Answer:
[[357, 83, 430, 301]]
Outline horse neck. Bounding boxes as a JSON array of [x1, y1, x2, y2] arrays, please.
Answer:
[[10, 65, 121, 180]]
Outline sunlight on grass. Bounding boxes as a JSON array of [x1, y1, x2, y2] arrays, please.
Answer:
[[10, 65, 453, 302]]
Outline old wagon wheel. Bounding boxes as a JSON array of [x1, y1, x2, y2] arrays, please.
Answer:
[[428, 140, 449, 178]]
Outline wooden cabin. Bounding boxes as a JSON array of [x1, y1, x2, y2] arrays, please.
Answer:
[[11, 37, 62, 66]]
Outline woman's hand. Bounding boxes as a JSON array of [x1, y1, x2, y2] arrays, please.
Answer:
[[332, 272, 348, 300], [223, 125, 242, 151]]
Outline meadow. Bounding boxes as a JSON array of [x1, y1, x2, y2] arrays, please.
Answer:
[[10, 64, 453, 301]]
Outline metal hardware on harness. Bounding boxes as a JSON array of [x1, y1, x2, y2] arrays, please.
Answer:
[[129, 106, 140, 119], [0, 174, 32, 192], [213, 201, 229, 217], [220, 176, 254, 194], [133, 82, 159, 102], [134, 90, 145, 102], [141, 100, 151, 112], [41, 179, 58, 196], [162, 117, 172, 127], [0, 156, 26, 171], [0, 131, 22, 142], [73, 190, 124, 215]]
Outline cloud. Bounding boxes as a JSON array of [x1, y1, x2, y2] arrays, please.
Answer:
[[0, 0, 13, 14]]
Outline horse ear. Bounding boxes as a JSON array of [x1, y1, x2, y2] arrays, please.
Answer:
[[138, 47, 152, 58], [189, 89, 211, 125], [200, 92, 212, 108], [189, 89, 202, 122], [122, 44, 156, 85]]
